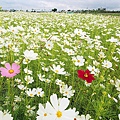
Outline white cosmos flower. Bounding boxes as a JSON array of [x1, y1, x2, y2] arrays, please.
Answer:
[[0, 110, 13, 120], [106, 37, 118, 43], [59, 61, 65, 66], [44, 78, 51, 83], [45, 41, 53, 50], [51, 36, 60, 41], [9, 26, 18, 34], [26, 105, 36, 116], [45, 94, 76, 120], [23, 58, 31, 64], [55, 79, 65, 86], [26, 88, 36, 97], [14, 96, 22, 102], [116, 48, 120, 55], [0, 27, 7, 34], [60, 84, 75, 98], [118, 94, 120, 100], [17, 84, 26, 90], [72, 56, 85, 66], [98, 51, 106, 58], [16, 26, 24, 31], [112, 56, 119, 62], [51, 64, 66, 75], [63, 40, 70, 45], [25, 75, 34, 84], [23, 50, 38, 60], [84, 81, 92, 87], [108, 94, 118, 103], [118, 114, 120, 120], [31, 27, 40, 34], [72, 108, 80, 120], [102, 60, 112, 68], [87, 65, 100, 75], [74, 28, 86, 37], [38, 73, 45, 82], [64, 48, 75, 56], [36, 103, 50, 120], [114, 79, 120, 91], [42, 67, 49, 72], [74, 115, 81, 120], [93, 60, 100, 66], [99, 84, 105, 89], [24, 68, 32, 75], [79, 114, 93, 120], [36, 88, 44, 97]]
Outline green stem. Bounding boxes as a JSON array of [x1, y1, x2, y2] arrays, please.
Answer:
[[11, 78, 14, 114], [72, 65, 75, 88]]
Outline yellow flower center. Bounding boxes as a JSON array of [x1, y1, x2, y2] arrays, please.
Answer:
[[27, 79, 30, 83], [84, 73, 88, 77], [44, 113, 47, 116], [30, 94, 33, 97], [9, 69, 14, 74], [77, 60, 80, 62], [65, 91, 68, 94], [55, 70, 59, 73], [56, 110, 62, 118], [106, 64, 108, 67], [25, 59, 29, 62], [8, 44, 12, 48], [38, 92, 40, 95]]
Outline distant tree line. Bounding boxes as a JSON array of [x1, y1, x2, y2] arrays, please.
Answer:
[[77, 8, 120, 13], [0, 6, 120, 13], [61, 8, 120, 13], [52, 8, 120, 13], [0, 6, 2, 11]]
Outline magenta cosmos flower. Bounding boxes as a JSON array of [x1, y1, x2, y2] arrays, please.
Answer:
[[0, 63, 20, 78]]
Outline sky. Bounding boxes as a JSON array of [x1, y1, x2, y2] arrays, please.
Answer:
[[0, 0, 120, 11]]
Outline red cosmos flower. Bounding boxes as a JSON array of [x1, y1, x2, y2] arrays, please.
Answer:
[[77, 69, 95, 83]]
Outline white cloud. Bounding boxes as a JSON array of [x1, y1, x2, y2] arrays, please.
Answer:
[[0, 0, 120, 10]]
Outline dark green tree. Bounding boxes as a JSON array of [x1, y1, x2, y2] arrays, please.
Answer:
[[52, 8, 57, 12]]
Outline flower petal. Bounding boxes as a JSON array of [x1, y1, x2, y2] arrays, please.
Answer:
[[5, 63, 11, 70], [0, 68, 9, 77], [6, 73, 17, 78], [86, 114, 91, 120], [12, 63, 20, 70], [77, 70, 84, 79], [59, 98, 69, 111], [46, 102, 56, 114], [36, 116, 42, 120], [37, 103, 45, 115], [47, 115, 56, 120], [50, 94, 58, 110], [0, 67, 7, 72], [15, 69, 20, 74], [63, 109, 76, 118]]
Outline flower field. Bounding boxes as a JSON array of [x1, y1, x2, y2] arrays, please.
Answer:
[[0, 12, 120, 120]]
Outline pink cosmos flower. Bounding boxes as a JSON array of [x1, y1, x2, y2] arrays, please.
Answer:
[[0, 63, 20, 78]]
